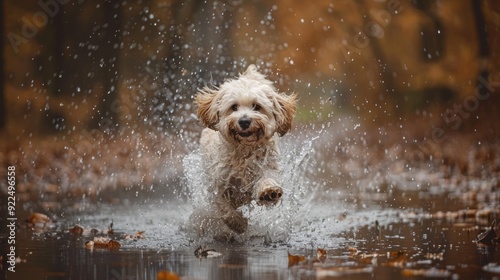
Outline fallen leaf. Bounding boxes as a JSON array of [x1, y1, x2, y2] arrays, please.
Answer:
[[288, 253, 306, 267], [107, 240, 121, 249], [316, 248, 327, 262], [475, 220, 498, 246], [26, 213, 52, 225], [157, 270, 179, 280], [194, 246, 222, 258], [85, 237, 121, 250], [125, 231, 145, 240], [69, 225, 84, 236], [355, 253, 379, 265], [385, 251, 407, 267], [402, 268, 451, 277], [26, 213, 54, 232], [348, 247, 358, 254], [85, 241, 94, 249]]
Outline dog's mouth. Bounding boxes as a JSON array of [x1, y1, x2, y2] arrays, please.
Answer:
[[237, 131, 254, 138], [231, 128, 263, 143]]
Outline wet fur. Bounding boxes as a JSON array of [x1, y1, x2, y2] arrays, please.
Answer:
[[194, 65, 297, 236]]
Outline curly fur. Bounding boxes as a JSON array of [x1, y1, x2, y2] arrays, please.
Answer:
[[193, 65, 297, 236]]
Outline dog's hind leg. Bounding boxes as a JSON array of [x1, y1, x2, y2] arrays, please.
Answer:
[[215, 189, 248, 234], [222, 209, 247, 234]]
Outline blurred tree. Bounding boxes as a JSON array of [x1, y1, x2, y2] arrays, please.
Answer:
[[148, 0, 234, 130], [53, 2, 64, 97], [471, 0, 496, 126], [472, 1, 489, 59], [412, 0, 445, 61], [91, 1, 123, 132], [0, 1, 4, 130], [354, 0, 397, 108]]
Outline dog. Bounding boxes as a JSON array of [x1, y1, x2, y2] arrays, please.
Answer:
[[194, 65, 297, 236]]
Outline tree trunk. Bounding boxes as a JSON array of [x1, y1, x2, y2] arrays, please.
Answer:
[[0, 0, 5, 130], [94, 1, 122, 132], [471, 0, 490, 100], [354, 0, 397, 110], [53, 3, 65, 96]]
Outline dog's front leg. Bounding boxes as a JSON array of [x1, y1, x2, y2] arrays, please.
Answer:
[[215, 186, 248, 234]]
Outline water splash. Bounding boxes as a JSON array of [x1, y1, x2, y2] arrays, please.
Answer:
[[181, 131, 320, 243]]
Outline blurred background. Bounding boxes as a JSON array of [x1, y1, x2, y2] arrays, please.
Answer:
[[2, 3, 500, 278], [1, 0, 500, 194]]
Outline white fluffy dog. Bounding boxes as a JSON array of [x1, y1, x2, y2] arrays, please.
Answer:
[[194, 65, 297, 236]]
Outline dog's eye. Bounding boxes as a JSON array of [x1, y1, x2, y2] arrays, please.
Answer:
[[252, 104, 261, 111], [231, 104, 238, 111]]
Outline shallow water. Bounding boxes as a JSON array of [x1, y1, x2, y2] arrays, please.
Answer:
[[1, 129, 500, 279], [2, 190, 499, 280]]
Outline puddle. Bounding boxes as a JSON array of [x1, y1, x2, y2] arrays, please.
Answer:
[[2, 194, 499, 279], [1, 128, 500, 279]]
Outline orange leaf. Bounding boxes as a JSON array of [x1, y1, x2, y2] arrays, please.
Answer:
[[288, 253, 306, 267], [317, 248, 327, 259], [85, 237, 121, 250], [385, 251, 407, 267], [157, 270, 179, 280]]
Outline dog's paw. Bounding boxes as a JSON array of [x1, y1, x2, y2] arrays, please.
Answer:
[[258, 186, 283, 206]]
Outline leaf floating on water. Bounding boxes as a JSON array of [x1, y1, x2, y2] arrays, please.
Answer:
[[475, 220, 498, 246], [288, 253, 306, 267], [355, 253, 379, 265], [26, 213, 52, 226], [69, 224, 113, 236], [85, 237, 121, 250], [348, 246, 358, 254], [316, 248, 327, 262], [125, 231, 145, 240], [194, 246, 222, 258], [402, 268, 451, 277], [69, 225, 84, 236], [26, 213, 52, 224], [157, 270, 179, 280], [385, 251, 407, 267], [107, 240, 121, 250], [26, 213, 54, 232], [85, 241, 94, 249]]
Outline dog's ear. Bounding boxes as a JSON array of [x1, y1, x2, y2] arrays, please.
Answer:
[[195, 87, 219, 130], [274, 93, 298, 137]]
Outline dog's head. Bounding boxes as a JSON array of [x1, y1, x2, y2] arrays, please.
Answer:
[[195, 65, 297, 145]]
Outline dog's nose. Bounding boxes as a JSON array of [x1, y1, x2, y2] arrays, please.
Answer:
[[238, 118, 251, 130]]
